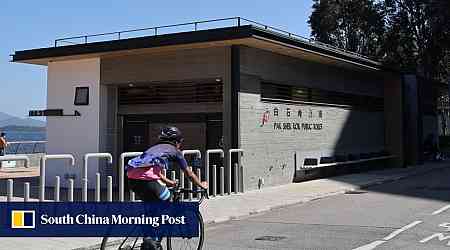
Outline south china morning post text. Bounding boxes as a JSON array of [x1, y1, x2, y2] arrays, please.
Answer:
[[40, 213, 187, 227], [0, 202, 199, 237]]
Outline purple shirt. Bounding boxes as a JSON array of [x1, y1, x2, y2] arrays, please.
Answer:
[[127, 143, 188, 181]]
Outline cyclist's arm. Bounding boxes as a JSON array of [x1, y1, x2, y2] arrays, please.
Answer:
[[175, 151, 208, 189], [183, 167, 208, 189], [158, 172, 177, 187]]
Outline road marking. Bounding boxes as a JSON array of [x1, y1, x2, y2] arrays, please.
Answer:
[[353, 240, 386, 250], [432, 205, 450, 215], [352, 220, 422, 250], [383, 220, 422, 240]]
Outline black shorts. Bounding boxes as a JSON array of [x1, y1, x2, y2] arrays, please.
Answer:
[[127, 178, 171, 201]]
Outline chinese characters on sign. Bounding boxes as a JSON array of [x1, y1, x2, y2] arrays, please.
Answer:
[[260, 107, 324, 131]]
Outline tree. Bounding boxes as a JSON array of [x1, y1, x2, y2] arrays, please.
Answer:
[[384, 0, 450, 80], [308, 0, 450, 81], [308, 0, 386, 58]]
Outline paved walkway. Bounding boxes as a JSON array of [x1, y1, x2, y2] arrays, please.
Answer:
[[0, 161, 448, 250]]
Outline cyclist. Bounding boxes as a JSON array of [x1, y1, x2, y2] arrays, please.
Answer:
[[126, 126, 208, 250]]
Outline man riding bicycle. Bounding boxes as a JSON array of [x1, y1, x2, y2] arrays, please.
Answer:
[[126, 126, 208, 250]]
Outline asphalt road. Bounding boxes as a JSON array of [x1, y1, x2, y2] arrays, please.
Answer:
[[202, 166, 450, 250]]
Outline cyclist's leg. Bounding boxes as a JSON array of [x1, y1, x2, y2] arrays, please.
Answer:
[[127, 179, 167, 250]]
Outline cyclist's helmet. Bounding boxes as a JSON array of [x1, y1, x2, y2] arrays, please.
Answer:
[[159, 126, 184, 143]]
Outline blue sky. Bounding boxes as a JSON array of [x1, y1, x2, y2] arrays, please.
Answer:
[[1, 0, 313, 118]]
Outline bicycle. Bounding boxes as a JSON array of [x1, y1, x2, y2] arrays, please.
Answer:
[[100, 184, 208, 250]]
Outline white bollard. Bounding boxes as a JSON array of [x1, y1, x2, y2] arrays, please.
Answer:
[[119, 152, 142, 202], [7, 179, 13, 202], [205, 149, 224, 194], [83, 153, 113, 202], [107, 176, 113, 202], [95, 173, 101, 202], [212, 165, 217, 196], [24, 182, 30, 202], [55, 176, 60, 202], [68, 179, 74, 202], [228, 149, 244, 195]]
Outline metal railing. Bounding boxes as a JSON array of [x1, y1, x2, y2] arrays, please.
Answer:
[[39, 154, 75, 201], [3, 148, 244, 202], [5, 141, 46, 154], [53, 17, 376, 62]]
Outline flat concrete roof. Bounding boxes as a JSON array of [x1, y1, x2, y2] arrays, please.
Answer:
[[12, 24, 385, 71]]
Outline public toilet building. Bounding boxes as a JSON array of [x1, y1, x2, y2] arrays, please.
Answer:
[[12, 18, 440, 191]]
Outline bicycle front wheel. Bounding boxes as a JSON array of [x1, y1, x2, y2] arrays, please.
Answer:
[[166, 212, 204, 250], [100, 237, 169, 250]]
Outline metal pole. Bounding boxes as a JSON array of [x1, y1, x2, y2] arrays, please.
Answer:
[[119, 152, 142, 202], [228, 149, 244, 194], [240, 165, 244, 193], [170, 171, 176, 182], [180, 171, 185, 200], [234, 163, 239, 194], [7, 179, 13, 202], [107, 176, 113, 202], [55, 176, 60, 202], [188, 167, 193, 201], [68, 179, 74, 202], [83, 153, 113, 202], [205, 149, 224, 194], [130, 191, 135, 202], [212, 165, 217, 196], [40, 157, 45, 201], [95, 173, 101, 202], [219, 167, 224, 196], [24, 182, 30, 202], [196, 168, 201, 199]]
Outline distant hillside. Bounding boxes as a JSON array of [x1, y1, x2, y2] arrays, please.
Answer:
[[0, 111, 46, 127], [0, 125, 46, 132]]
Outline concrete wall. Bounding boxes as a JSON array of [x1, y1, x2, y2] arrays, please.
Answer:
[[100, 46, 232, 164], [383, 75, 404, 167], [100, 47, 228, 84], [47, 58, 101, 188], [238, 47, 386, 190]]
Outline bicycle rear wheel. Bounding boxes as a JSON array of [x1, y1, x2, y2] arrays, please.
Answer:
[[166, 212, 204, 250]]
